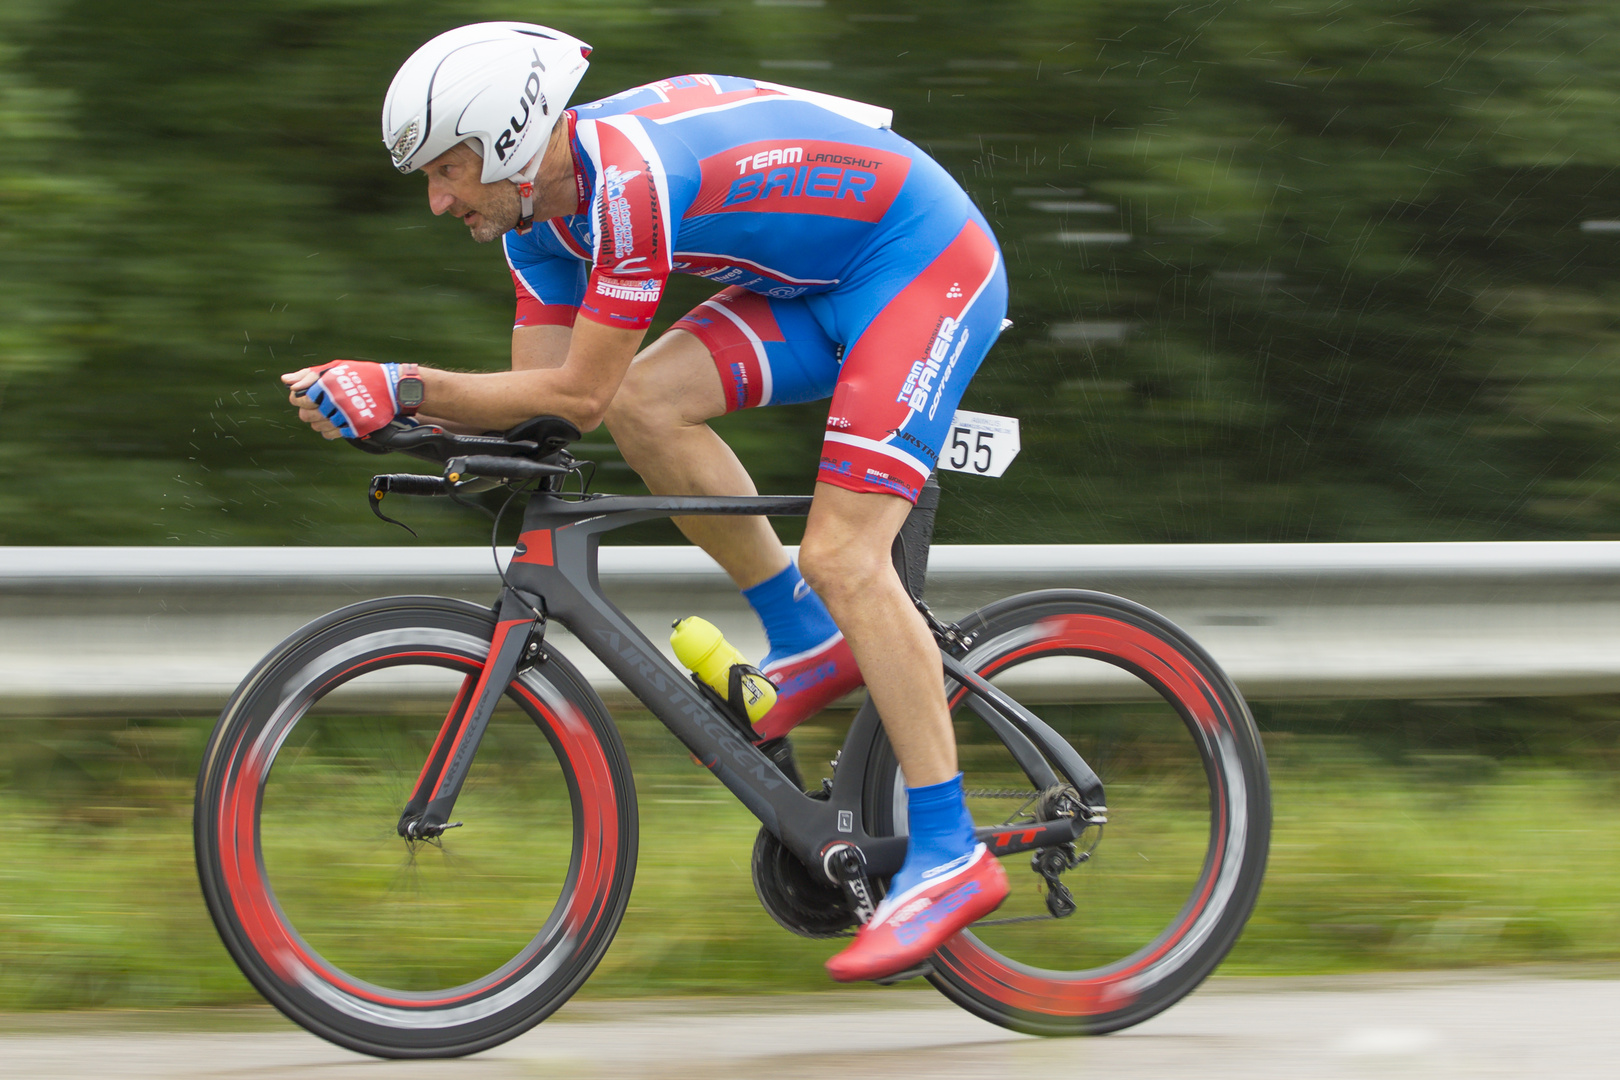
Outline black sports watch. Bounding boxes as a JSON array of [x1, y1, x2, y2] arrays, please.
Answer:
[[396, 362, 425, 415]]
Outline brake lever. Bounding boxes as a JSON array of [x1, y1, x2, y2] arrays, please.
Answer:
[[366, 474, 440, 536]]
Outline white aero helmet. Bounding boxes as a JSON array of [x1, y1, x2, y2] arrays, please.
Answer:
[[382, 22, 592, 232]]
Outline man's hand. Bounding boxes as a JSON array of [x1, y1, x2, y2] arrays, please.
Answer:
[[282, 361, 402, 440]]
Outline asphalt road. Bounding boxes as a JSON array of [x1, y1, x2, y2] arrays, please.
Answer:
[[3, 972, 1617, 1080]]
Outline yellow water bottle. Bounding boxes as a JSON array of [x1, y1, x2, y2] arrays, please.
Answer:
[[670, 616, 777, 724]]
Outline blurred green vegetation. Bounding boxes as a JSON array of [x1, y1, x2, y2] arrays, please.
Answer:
[[6, 0, 1620, 543], [1, 700, 1618, 1009]]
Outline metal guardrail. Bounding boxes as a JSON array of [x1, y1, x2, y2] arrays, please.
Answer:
[[2, 543, 1617, 714]]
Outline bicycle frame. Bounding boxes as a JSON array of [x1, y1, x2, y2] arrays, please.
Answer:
[[400, 487, 1099, 884]]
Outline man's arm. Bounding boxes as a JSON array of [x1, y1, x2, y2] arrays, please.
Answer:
[[418, 317, 643, 431], [283, 317, 644, 437], [511, 323, 572, 371], [405, 324, 574, 433]]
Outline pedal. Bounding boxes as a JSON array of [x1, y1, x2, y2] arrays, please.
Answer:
[[872, 961, 934, 985]]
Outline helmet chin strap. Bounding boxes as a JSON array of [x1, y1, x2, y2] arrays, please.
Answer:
[[512, 148, 546, 236]]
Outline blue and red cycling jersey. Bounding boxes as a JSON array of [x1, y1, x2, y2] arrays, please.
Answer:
[[504, 74, 1008, 501]]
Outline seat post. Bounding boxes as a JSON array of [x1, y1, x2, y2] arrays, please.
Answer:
[[891, 473, 941, 602]]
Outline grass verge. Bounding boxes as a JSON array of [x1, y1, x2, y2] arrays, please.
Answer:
[[1, 701, 1618, 1009]]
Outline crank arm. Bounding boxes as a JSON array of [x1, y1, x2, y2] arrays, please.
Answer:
[[940, 651, 1106, 811], [827, 845, 878, 924]]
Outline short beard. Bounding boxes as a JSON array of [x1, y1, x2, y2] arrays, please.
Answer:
[[465, 182, 521, 243]]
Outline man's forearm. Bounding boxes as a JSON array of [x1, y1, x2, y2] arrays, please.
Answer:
[[418, 366, 605, 431], [420, 319, 646, 431]]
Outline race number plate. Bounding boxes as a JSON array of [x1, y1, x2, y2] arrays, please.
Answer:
[[939, 410, 1021, 478]]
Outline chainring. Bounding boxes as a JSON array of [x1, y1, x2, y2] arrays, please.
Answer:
[[750, 826, 858, 939]]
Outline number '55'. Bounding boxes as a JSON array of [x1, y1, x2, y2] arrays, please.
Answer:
[[950, 426, 994, 472]]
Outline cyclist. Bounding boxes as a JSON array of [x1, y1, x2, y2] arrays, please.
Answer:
[[283, 22, 1009, 982]]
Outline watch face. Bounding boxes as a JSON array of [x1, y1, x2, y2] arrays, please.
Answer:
[[397, 377, 425, 409]]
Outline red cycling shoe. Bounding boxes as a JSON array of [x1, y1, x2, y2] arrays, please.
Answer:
[[825, 844, 1009, 983], [752, 633, 864, 740]]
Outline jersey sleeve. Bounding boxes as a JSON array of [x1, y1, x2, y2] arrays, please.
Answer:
[[575, 117, 673, 332], [502, 233, 586, 329]]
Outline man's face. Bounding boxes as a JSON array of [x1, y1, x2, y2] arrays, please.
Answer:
[[423, 142, 519, 243]]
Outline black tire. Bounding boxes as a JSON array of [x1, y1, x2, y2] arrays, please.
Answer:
[[194, 597, 638, 1058], [862, 590, 1270, 1035]]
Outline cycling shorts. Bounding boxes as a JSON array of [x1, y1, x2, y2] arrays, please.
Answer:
[[672, 213, 1008, 503]]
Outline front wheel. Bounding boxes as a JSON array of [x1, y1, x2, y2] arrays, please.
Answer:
[[863, 590, 1270, 1035], [194, 597, 638, 1058]]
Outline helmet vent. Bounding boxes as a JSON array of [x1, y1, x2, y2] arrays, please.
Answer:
[[388, 119, 422, 170]]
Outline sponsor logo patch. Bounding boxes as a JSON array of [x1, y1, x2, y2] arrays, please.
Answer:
[[777, 660, 836, 696], [734, 146, 804, 174], [890, 897, 933, 924], [603, 163, 644, 258], [892, 880, 983, 947], [920, 851, 974, 880], [491, 49, 550, 163], [324, 364, 378, 420], [686, 140, 911, 223], [594, 275, 663, 302], [896, 315, 971, 419]]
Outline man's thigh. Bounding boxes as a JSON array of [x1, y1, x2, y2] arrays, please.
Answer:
[[818, 218, 1009, 503], [616, 326, 730, 425]]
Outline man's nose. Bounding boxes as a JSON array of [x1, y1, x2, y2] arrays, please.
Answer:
[[428, 184, 455, 216]]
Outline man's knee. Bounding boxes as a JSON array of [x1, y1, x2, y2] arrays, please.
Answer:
[[602, 348, 664, 424], [604, 331, 722, 439], [799, 527, 896, 607]]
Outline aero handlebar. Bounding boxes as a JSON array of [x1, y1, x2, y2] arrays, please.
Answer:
[[357, 417, 587, 524]]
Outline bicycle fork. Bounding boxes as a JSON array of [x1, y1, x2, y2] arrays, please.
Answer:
[[397, 587, 546, 839]]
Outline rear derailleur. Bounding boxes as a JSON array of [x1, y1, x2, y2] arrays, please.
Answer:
[[1031, 785, 1100, 919]]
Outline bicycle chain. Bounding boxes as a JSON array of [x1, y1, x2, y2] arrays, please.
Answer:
[[820, 788, 1073, 936], [973, 912, 1061, 927]]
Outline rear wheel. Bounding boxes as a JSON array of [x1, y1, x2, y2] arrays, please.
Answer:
[[194, 597, 637, 1058], [863, 590, 1270, 1034]]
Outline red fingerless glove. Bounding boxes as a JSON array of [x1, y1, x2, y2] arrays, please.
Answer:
[[303, 360, 402, 439]]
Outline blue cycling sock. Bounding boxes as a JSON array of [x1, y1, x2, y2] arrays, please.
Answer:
[[888, 773, 979, 902], [742, 562, 840, 667]]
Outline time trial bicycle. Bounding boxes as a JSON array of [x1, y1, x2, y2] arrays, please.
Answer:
[[193, 416, 1271, 1059]]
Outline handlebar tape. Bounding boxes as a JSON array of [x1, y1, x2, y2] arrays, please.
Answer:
[[374, 473, 450, 497]]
